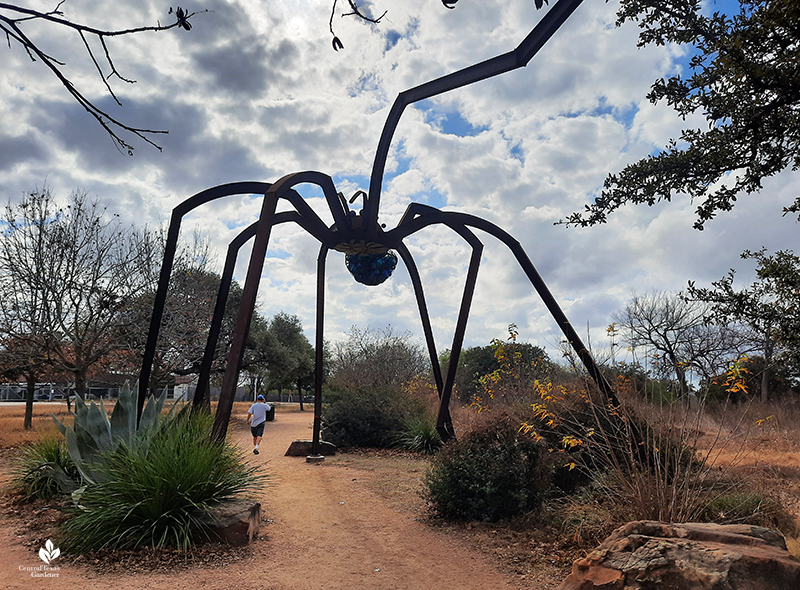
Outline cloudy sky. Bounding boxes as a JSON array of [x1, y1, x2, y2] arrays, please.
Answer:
[[1, 0, 797, 365]]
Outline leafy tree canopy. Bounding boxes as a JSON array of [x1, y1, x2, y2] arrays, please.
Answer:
[[564, 0, 800, 230], [446, 336, 552, 402], [688, 248, 800, 389]]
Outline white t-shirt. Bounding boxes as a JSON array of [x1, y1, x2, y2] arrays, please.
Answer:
[[248, 402, 271, 427]]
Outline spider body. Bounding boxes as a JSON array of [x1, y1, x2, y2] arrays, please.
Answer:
[[138, 0, 618, 449]]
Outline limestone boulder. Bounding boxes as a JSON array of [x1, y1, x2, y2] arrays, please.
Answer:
[[559, 520, 800, 590], [201, 500, 261, 546]]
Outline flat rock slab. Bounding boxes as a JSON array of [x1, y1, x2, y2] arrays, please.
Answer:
[[559, 520, 800, 590], [201, 500, 261, 547], [285, 439, 337, 456]]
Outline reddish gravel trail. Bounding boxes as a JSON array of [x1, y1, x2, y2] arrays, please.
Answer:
[[1, 407, 521, 590]]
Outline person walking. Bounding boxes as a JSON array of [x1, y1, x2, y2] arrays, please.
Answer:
[[247, 394, 271, 454]]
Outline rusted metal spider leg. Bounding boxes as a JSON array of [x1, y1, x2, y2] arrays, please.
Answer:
[[138, 182, 273, 421], [364, 0, 585, 234], [212, 192, 279, 441], [212, 171, 344, 441], [436, 228, 483, 442], [389, 207, 484, 441], [193, 221, 260, 410], [441, 211, 620, 407], [310, 244, 328, 456], [395, 243, 444, 394], [390, 203, 618, 432], [193, 211, 330, 410]]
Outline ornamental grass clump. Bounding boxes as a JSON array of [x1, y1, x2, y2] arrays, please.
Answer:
[[9, 435, 79, 502], [395, 415, 443, 454], [58, 410, 263, 552]]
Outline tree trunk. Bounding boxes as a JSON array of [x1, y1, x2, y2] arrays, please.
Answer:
[[297, 379, 304, 411], [74, 370, 87, 399], [761, 338, 774, 404], [673, 362, 690, 400], [23, 373, 36, 430]]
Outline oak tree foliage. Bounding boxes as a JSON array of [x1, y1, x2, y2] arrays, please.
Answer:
[[687, 248, 800, 399], [564, 0, 800, 229]]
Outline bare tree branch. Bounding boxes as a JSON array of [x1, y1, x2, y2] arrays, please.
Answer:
[[0, 3, 209, 154], [329, 0, 387, 51]]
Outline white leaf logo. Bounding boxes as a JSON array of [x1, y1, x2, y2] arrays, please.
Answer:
[[38, 539, 60, 565]]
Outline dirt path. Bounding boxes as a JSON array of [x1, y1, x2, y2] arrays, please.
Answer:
[[1, 407, 528, 590]]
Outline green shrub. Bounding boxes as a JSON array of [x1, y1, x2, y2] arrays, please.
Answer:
[[395, 415, 442, 454], [701, 491, 767, 522], [424, 412, 551, 522], [322, 385, 426, 448], [58, 411, 263, 551], [9, 436, 79, 502]]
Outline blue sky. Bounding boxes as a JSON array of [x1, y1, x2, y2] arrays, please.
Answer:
[[1, 0, 797, 368]]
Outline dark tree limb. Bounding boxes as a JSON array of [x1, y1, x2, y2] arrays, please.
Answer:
[[0, 2, 208, 154], [328, 0, 388, 50]]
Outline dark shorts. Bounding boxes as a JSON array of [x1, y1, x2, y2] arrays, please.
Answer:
[[250, 422, 265, 438]]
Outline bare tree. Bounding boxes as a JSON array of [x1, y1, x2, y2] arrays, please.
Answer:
[[328, 0, 387, 51], [0, 2, 207, 153], [328, 325, 429, 391], [0, 337, 50, 428], [0, 188, 65, 417], [327, 0, 550, 50], [0, 187, 155, 399], [614, 291, 746, 398], [114, 229, 230, 390]]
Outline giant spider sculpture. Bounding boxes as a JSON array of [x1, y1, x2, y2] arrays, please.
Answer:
[[137, 0, 618, 452]]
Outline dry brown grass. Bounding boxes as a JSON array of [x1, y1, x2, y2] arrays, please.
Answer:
[[667, 397, 800, 559], [450, 402, 483, 434], [0, 402, 69, 449]]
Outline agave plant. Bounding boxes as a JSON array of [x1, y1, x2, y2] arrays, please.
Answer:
[[58, 410, 264, 552], [51, 381, 170, 488]]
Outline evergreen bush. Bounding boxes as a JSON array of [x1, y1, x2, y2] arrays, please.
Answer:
[[424, 412, 551, 522], [322, 385, 427, 448]]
